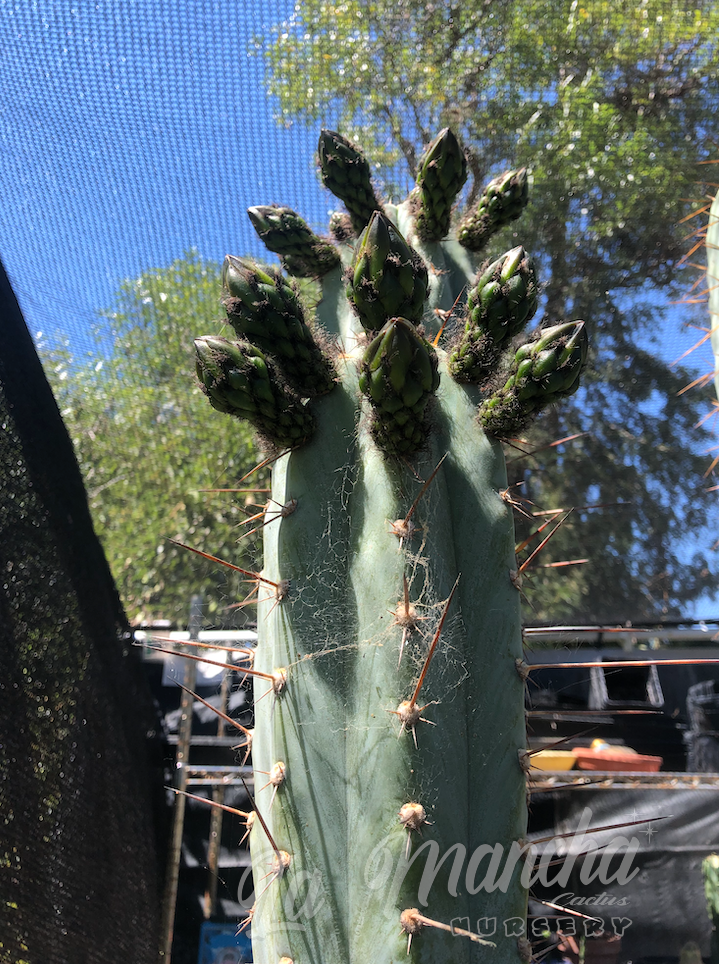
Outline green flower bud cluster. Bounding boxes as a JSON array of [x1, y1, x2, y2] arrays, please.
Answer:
[[328, 211, 354, 243], [247, 205, 341, 278], [413, 128, 468, 242], [479, 321, 588, 436], [347, 211, 429, 333], [194, 335, 315, 448], [358, 318, 440, 456], [318, 129, 384, 235], [457, 167, 529, 252], [449, 246, 538, 383], [222, 255, 336, 398]]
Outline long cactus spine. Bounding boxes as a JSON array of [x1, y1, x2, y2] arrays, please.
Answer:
[[194, 129, 588, 964]]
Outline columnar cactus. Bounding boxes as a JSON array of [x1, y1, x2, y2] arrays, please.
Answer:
[[703, 854, 719, 964], [194, 129, 588, 964], [707, 188, 719, 403]]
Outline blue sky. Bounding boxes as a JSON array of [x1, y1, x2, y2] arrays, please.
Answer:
[[1, 1, 717, 621], [0, 1, 712, 365], [0, 0, 334, 354]]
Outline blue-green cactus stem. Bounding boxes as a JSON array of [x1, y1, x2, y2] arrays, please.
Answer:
[[252, 337, 528, 964], [707, 188, 719, 402], [247, 205, 341, 278], [222, 255, 337, 398], [193, 128, 590, 964]]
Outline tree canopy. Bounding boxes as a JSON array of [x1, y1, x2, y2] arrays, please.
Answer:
[[261, 0, 719, 622], [44, 252, 262, 627]]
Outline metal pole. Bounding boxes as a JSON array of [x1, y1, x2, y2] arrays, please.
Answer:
[[159, 594, 202, 960], [203, 667, 230, 918]]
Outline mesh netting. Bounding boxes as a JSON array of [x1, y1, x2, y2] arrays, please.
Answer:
[[0, 265, 163, 961], [0, 1, 709, 365], [0, 3, 718, 958], [0, 0, 333, 359]]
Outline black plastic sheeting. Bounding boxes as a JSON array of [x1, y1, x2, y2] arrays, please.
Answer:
[[0, 258, 164, 960], [529, 788, 719, 959]]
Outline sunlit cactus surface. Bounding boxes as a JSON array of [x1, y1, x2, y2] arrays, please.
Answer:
[[194, 127, 588, 964]]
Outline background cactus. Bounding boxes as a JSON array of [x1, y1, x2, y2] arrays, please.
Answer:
[[703, 854, 719, 964], [193, 130, 588, 964], [707, 188, 719, 404]]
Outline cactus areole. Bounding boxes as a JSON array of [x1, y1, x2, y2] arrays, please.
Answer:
[[194, 130, 588, 964]]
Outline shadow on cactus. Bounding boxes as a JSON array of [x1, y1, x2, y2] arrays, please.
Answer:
[[193, 128, 588, 964]]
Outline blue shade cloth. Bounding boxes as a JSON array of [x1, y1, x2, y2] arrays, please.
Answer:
[[0, 0, 709, 373], [0, 0, 336, 355], [0, 1, 716, 623]]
